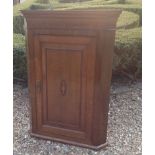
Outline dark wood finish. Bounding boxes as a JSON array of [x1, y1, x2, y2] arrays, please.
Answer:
[[22, 9, 121, 150]]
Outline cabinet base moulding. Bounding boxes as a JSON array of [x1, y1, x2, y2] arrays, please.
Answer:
[[30, 133, 108, 150]]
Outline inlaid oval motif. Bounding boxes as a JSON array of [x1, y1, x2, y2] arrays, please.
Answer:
[[60, 80, 67, 96]]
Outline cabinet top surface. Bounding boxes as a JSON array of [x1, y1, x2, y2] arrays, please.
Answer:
[[21, 9, 121, 19]]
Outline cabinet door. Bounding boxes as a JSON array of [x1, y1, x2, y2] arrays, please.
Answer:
[[33, 35, 96, 144]]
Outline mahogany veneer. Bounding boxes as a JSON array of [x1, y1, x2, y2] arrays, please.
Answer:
[[22, 9, 121, 150]]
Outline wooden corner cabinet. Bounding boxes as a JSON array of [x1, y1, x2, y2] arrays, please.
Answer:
[[22, 9, 121, 150]]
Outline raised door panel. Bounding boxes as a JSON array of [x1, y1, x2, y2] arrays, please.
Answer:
[[33, 35, 96, 143], [45, 49, 82, 129]]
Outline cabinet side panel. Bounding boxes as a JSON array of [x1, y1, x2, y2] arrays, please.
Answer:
[[92, 30, 116, 145], [26, 30, 38, 133]]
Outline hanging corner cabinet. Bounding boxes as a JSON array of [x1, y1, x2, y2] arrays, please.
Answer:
[[22, 9, 121, 150]]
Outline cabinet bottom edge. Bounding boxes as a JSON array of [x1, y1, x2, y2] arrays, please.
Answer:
[[30, 132, 108, 150]]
